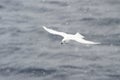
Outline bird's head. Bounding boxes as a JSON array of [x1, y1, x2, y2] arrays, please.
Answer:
[[61, 40, 69, 45], [61, 42, 64, 44]]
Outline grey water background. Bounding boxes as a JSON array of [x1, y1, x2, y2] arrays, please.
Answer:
[[0, 0, 120, 80]]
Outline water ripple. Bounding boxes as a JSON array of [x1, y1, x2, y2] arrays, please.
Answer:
[[81, 17, 120, 26], [0, 67, 57, 77], [45, 1, 68, 7]]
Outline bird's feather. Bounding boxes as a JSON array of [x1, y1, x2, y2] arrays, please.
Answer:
[[43, 26, 66, 37], [75, 32, 84, 38]]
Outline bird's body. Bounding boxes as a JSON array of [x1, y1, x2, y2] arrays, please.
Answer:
[[43, 26, 100, 45]]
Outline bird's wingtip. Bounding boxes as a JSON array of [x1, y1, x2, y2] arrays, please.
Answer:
[[43, 26, 46, 28], [94, 42, 101, 45], [43, 26, 48, 30]]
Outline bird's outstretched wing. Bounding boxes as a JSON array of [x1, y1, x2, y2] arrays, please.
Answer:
[[43, 26, 66, 37], [75, 32, 85, 38]]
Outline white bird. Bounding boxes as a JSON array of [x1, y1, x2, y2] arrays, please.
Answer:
[[43, 26, 100, 45]]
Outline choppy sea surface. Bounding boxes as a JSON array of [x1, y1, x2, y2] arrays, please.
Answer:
[[0, 0, 120, 80]]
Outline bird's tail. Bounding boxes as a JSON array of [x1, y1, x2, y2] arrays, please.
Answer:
[[84, 40, 100, 44]]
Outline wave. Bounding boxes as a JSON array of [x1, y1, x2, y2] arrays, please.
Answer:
[[0, 67, 57, 77]]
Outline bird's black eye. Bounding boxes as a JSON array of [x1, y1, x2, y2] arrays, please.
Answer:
[[61, 42, 63, 44]]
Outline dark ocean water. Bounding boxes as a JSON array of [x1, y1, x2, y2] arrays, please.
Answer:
[[0, 0, 120, 80]]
